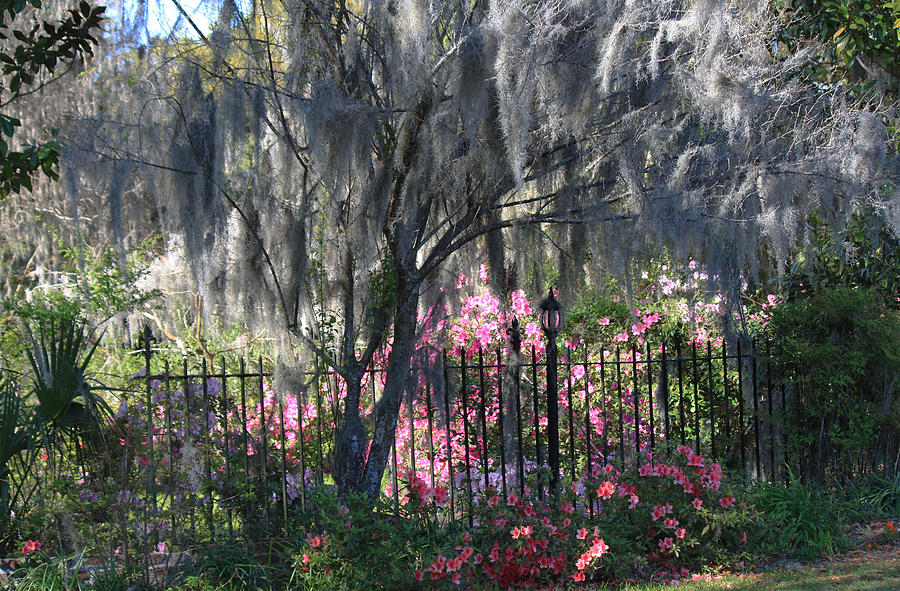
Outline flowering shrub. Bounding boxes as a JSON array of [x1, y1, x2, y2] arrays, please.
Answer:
[[412, 445, 753, 587]]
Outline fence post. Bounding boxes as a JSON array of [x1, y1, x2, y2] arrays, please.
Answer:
[[567, 354, 575, 482], [442, 350, 455, 521], [766, 339, 775, 481], [631, 345, 640, 466], [737, 340, 747, 477], [531, 345, 543, 501], [496, 347, 508, 499], [220, 357, 233, 540], [615, 346, 625, 467], [722, 341, 730, 454], [507, 318, 525, 497], [539, 290, 562, 496], [599, 347, 609, 462], [297, 383, 307, 511], [544, 330, 560, 496], [692, 342, 701, 455], [585, 344, 594, 517], [140, 325, 155, 583], [140, 326, 157, 515], [477, 348, 489, 491], [646, 341, 655, 462], [164, 361, 176, 546], [460, 350, 473, 526], [751, 343, 761, 479], [707, 342, 716, 460], [661, 343, 669, 459]]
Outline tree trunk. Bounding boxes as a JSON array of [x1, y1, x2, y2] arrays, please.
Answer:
[[358, 279, 421, 498], [332, 366, 366, 495], [503, 346, 521, 488]]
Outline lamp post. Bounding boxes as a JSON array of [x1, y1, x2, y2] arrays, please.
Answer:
[[539, 289, 562, 496]]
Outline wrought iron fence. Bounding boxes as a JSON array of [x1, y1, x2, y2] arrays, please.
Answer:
[[102, 326, 893, 544], [23, 325, 895, 556]]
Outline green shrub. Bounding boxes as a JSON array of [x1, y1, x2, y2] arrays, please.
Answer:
[[761, 285, 899, 478], [0, 373, 36, 554], [286, 488, 446, 590], [172, 544, 272, 591], [751, 473, 845, 558], [9, 552, 136, 591], [838, 474, 900, 517]]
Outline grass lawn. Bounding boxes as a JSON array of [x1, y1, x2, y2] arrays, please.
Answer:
[[616, 542, 900, 591]]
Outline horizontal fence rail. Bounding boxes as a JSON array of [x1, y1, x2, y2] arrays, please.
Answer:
[[23, 331, 899, 553]]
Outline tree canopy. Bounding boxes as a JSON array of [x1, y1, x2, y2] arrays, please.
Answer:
[[0, 0, 105, 195], [3, 0, 899, 495], [775, 0, 900, 92]]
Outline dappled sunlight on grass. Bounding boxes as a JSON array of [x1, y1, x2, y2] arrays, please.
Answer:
[[617, 546, 900, 591]]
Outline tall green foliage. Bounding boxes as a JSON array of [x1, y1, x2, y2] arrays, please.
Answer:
[[0, 372, 36, 553], [783, 213, 900, 300], [26, 317, 112, 457], [775, 0, 900, 89], [764, 286, 899, 476], [752, 213, 900, 477]]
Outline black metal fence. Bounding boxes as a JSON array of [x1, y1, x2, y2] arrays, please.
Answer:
[[95, 326, 895, 549]]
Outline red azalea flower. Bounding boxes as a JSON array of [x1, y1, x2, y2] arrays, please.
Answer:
[[22, 540, 41, 555], [596, 481, 615, 499]]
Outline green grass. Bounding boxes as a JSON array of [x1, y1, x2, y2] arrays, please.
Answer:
[[614, 555, 900, 591]]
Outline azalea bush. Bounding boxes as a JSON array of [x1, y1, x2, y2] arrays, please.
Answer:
[[413, 445, 754, 588]]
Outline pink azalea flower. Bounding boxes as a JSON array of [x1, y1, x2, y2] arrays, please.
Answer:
[[658, 537, 674, 553], [652, 503, 667, 521], [590, 537, 609, 558]]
